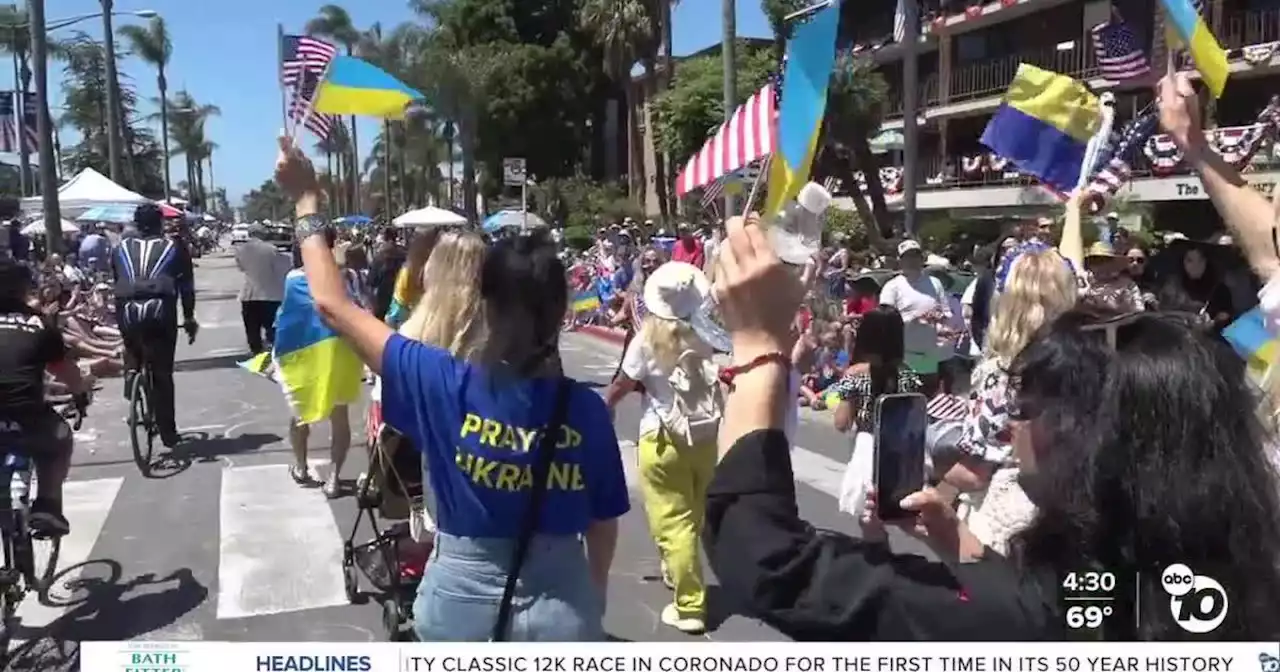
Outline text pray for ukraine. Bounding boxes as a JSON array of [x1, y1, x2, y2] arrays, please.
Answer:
[[455, 414, 587, 492]]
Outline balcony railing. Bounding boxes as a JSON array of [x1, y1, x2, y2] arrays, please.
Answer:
[[950, 36, 1099, 103], [1218, 8, 1280, 51], [886, 74, 942, 115]]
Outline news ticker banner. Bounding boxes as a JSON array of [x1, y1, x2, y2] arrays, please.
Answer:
[[83, 642, 1280, 672]]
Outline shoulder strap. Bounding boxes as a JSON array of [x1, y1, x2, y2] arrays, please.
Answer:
[[491, 377, 572, 641]]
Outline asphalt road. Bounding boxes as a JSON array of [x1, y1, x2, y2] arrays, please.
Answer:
[[4, 250, 915, 670]]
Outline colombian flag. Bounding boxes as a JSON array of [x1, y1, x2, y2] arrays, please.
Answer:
[[313, 56, 424, 120], [270, 269, 364, 424], [979, 64, 1101, 193], [763, 0, 841, 216], [1223, 307, 1280, 383]]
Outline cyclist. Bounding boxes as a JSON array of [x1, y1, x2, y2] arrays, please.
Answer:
[[0, 258, 91, 536], [112, 203, 198, 448]]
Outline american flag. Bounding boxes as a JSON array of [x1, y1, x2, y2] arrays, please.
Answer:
[[0, 93, 15, 153], [674, 83, 776, 196], [16, 93, 36, 151], [287, 74, 335, 140], [1086, 112, 1159, 200], [1091, 15, 1151, 82], [281, 34, 338, 86]]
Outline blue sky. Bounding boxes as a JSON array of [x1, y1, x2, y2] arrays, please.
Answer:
[[43, 0, 772, 204]]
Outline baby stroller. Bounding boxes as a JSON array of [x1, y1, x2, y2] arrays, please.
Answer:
[[341, 396, 430, 641]]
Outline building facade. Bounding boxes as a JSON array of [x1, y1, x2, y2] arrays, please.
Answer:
[[850, 0, 1280, 226]]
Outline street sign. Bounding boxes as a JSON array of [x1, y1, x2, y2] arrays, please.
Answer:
[[503, 158, 526, 187]]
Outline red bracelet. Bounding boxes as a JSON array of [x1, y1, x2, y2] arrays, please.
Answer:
[[719, 352, 790, 389]]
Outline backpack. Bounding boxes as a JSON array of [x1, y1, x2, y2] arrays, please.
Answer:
[[658, 348, 724, 447]]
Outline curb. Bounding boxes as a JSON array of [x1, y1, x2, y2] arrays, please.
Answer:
[[574, 325, 627, 345]]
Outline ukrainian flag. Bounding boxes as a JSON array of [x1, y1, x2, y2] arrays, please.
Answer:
[[1224, 307, 1280, 382], [572, 290, 602, 314], [763, 1, 841, 216], [272, 269, 364, 424], [385, 266, 416, 329], [979, 64, 1101, 194], [313, 56, 425, 120], [1161, 0, 1229, 98]]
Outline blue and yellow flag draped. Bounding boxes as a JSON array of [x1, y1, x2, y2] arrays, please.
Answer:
[[979, 64, 1101, 193], [313, 56, 425, 120], [248, 269, 364, 424], [763, 1, 841, 216]]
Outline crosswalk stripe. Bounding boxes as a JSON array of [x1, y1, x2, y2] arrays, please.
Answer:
[[18, 477, 124, 630], [616, 438, 843, 499], [216, 462, 347, 620]]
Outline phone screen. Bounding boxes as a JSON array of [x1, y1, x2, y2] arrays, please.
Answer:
[[873, 393, 928, 520]]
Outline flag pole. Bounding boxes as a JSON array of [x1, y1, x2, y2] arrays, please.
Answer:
[[278, 24, 290, 135], [742, 157, 769, 215], [292, 59, 333, 144]]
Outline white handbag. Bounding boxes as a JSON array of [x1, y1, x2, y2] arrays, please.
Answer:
[[838, 432, 876, 518]]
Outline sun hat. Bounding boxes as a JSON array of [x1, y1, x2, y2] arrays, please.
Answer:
[[644, 261, 711, 322], [898, 239, 923, 257]]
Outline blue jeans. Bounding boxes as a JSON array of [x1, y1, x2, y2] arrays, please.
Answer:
[[413, 532, 605, 641]]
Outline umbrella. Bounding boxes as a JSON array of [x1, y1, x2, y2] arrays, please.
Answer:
[[22, 219, 79, 236], [482, 209, 548, 233], [334, 215, 372, 226], [393, 206, 467, 228]]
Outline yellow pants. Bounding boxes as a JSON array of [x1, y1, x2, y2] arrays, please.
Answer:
[[637, 430, 717, 619]]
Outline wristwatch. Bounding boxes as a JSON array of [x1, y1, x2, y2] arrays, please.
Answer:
[[294, 213, 328, 240]]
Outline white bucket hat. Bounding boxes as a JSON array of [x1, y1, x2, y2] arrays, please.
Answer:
[[644, 262, 711, 321]]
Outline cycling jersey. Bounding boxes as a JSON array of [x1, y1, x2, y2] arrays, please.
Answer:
[[0, 305, 67, 415], [112, 235, 196, 326]]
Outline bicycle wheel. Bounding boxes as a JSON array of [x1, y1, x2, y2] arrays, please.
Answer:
[[127, 371, 155, 472]]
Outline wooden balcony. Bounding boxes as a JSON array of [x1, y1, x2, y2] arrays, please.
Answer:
[[1217, 8, 1280, 51]]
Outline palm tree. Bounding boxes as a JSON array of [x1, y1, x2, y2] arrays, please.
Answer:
[[166, 90, 219, 207], [580, 0, 653, 205], [118, 16, 174, 201], [306, 5, 363, 212], [0, 5, 44, 194], [823, 51, 892, 248]]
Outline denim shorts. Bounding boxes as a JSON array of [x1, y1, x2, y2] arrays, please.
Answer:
[[413, 532, 605, 642]]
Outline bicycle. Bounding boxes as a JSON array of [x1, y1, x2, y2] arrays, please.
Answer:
[[127, 321, 197, 475], [0, 403, 85, 661]]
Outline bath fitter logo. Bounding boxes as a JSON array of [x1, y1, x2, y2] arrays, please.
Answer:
[[120, 644, 188, 672]]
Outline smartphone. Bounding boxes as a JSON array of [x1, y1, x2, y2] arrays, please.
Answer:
[[872, 393, 929, 521]]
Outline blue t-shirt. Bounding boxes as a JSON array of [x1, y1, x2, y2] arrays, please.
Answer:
[[381, 334, 631, 538]]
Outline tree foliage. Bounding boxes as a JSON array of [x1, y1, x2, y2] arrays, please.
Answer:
[[242, 179, 293, 222], [649, 46, 775, 167]]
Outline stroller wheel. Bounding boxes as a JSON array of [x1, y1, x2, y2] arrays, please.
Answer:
[[382, 599, 410, 641], [343, 562, 360, 604]]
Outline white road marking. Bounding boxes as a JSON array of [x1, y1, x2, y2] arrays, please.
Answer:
[[18, 477, 125, 630], [195, 347, 248, 359], [216, 462, 347, 619]]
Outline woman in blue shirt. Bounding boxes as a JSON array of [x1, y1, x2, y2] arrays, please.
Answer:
[[274, 139, 630, 641]]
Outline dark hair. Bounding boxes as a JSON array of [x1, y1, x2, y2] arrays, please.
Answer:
[[0, 257, 32, 306], [1157, 246, 1219, 313], [134, 202, 165, 235], [0, 197, 18, 220], [344, 244, 369, 270], [481, 229, 567, 374], [1010, 311, 1280, 640], [850, 305, 905, 398], [972, 247, 994, 268]]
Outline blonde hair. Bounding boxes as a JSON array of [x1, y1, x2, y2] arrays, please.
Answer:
[[398, 229, 488, 359], [985, 249, 1078, 366], [640, 313, 706, 375]]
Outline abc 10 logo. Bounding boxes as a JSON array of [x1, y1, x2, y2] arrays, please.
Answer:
[[1161, 564, 1229, 634]]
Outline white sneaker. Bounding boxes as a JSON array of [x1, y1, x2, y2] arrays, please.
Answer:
[[660, 603, 705, 634], [660, 560, 674, 590]]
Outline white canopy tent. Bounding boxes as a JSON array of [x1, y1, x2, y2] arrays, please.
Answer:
[[21, 167, 153, 217], [393, 206, 467, 228]]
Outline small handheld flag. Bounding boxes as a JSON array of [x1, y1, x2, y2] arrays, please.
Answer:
[[1159, 0, 1229, 97]]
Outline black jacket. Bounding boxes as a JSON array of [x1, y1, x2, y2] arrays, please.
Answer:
[[703, 429, 1059, 640]]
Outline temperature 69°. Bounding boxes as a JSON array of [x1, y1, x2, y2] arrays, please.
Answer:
[[1066, 604, 1113, 629]]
